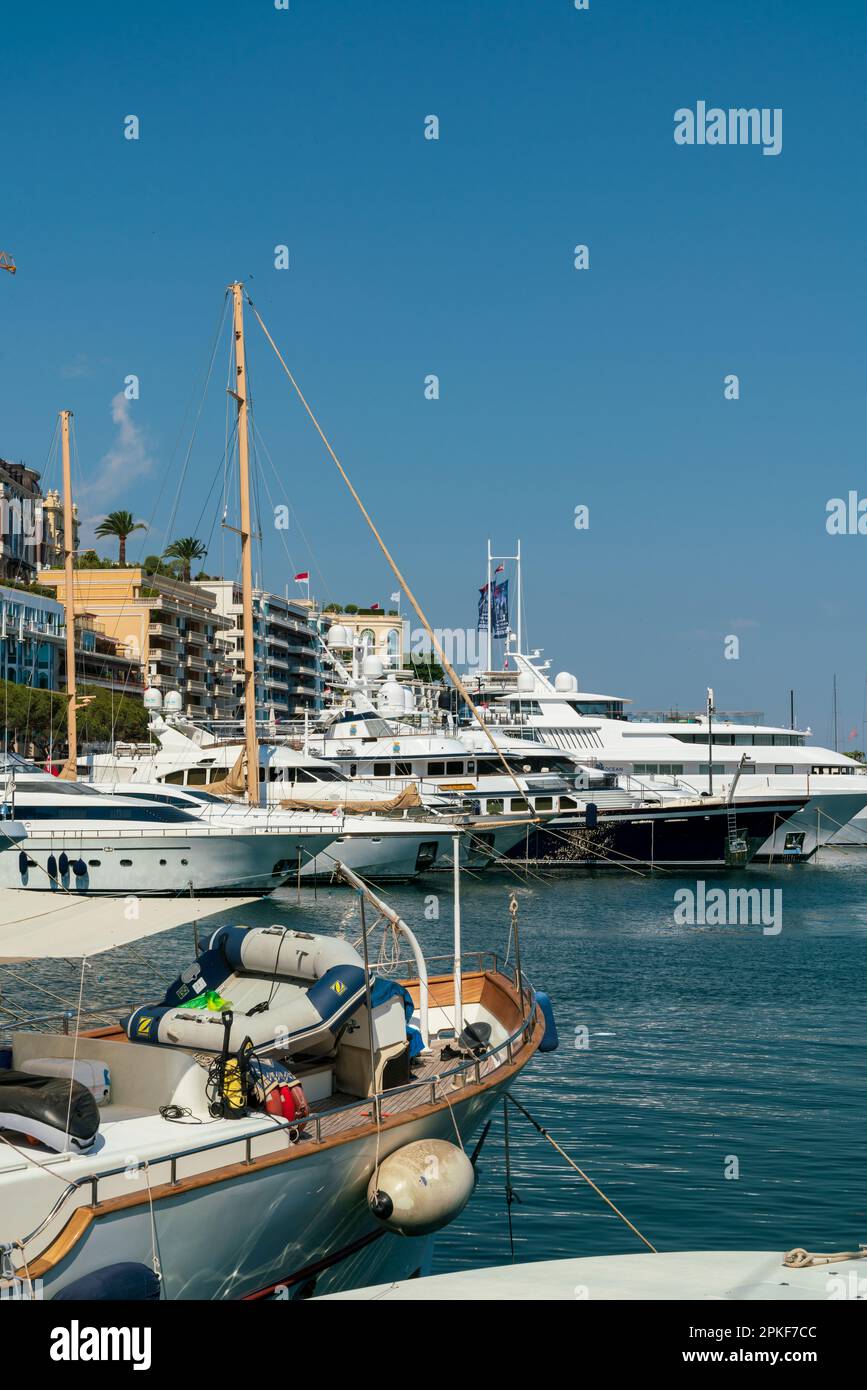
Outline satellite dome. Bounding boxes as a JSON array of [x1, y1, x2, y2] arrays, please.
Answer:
[[327, 624, 350, 647], [163, 690, 183, 714], [516, 672, 535, 693], [362, 655, 384, 679], [143, 687, 163, 712], [379, 680, 403, 711], [554, 671, 578, 693]]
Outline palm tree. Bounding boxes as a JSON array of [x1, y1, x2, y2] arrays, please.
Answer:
[[94, 510, 147, 566], [163, 537, 207, 583]]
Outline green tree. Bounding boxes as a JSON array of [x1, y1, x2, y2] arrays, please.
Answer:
[[94, 510, 147, 565], [163, 537, 207, 583], [0, 679, 148, 756]]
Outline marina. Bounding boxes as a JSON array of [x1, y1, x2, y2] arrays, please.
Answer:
[[0, 2, 864, 1359], [0, 275, 863, 1312]]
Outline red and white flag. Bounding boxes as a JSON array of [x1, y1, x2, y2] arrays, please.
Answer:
[[294, 572, 309, 583], [494, 563, 504, 574], [370, 602, 381, 610]]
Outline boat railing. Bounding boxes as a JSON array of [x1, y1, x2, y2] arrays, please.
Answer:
[[5, 956, 537, 1265]]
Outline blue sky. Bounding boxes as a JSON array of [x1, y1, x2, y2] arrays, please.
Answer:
[[2, 0, 867, 744]]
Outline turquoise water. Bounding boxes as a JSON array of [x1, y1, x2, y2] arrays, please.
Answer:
[[7, 851, 866, 1275]]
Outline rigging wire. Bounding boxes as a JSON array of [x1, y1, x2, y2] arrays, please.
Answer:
[[246, 292, 534, 809]]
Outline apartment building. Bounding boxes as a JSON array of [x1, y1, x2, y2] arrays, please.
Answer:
[[40, 567, 231, 719], [197, 581, 322, 722]]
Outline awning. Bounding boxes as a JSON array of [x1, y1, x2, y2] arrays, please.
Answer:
[[0, 890, 262, 962]]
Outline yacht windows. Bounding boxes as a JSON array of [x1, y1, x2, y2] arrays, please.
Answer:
[[508, 699, 543, 717], [560, 796, 578, 809], [670, 732, 806, 747], [486, 798, 504, 814], [373, 763, 391, 777], [187, 768, 208, 786], [446, 761, 464, 774], [698, 763, 725, 775], [775, 765, 794, 774], [534, 796, 554, 810], [427, 762, 446, 776], [394, 762, 412, 777], [164, 771, 185, 785], [14, 804, 197, 823], [208, 768, 229, 782], [631, 763, 685, 776], [565, 699, 625, 719], [510, 798, 529, 813]]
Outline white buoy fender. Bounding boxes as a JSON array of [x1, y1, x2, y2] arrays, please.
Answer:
[[367, 1139, 475, 1236]]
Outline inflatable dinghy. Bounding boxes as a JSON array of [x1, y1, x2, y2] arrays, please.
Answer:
[[126, 925, 368, 1058], [0, 1070, 100, 1153]]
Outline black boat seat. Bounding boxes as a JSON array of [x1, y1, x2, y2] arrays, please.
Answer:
[[0, 1070, 100, 1153]]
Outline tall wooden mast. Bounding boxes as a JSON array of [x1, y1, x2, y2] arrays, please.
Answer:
[[60, 409, 77, 779], [230, 282, 259, 806]]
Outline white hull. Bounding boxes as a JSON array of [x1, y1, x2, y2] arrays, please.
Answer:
[[0, 827, 337, 895], [19, 1089, 505, 1299], [300, 828, 451, 881], [321, 1249, 867, 1301]]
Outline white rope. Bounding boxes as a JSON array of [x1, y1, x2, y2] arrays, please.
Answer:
[[142, 1161, 162, 1284]]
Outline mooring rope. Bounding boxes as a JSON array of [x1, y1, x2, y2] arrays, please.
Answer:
[[783, 1245, 866, 1268], [504, 1091, 657, 1253]]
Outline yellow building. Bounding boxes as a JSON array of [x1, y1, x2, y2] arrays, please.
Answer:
[[40, 567, 232, 719]]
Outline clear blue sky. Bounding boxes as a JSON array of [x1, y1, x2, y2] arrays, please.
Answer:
[[2, 0, 867, 744]]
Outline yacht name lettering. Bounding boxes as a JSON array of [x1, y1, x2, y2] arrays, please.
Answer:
[[674, 102, 783, 156]]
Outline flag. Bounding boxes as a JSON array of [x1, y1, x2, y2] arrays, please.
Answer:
[[494, 563, 504, 574], [390, 591, 400, 604], [294, 572, 309, 582], [477, 584, 489, 629], [491, 579, 509, 638], [849, 727, 858, 740], [370, 603, 381, 611]]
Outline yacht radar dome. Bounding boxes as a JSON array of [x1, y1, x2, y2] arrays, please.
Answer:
[[327, 623, 350, 648], [516, 671, 535, 693], [554, 672, 578, 693], [362, 655, 384, 679], [143, 687, 163, 712], [163, 690, 183, 715]]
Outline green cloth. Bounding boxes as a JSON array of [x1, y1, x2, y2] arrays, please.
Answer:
[[178, 989, 232, 1011]]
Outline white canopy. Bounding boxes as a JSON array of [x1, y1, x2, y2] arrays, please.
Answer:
[[0, 890, 262, 961]]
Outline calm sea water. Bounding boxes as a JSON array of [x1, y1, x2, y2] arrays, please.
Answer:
[[8, 850, 866, 1275]]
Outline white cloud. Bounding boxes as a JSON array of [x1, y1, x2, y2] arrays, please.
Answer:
[[79, 393, 155, 545]]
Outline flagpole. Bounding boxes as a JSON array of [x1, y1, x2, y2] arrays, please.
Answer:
[[516, 537, 522, 653], [486, 537, 492, 675]]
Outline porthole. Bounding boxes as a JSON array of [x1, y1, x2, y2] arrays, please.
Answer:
[[120, 858, 133, 867], [159, 858, 167, 866], [180, 858, 189, 865], [88, 859, 101, 867]]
